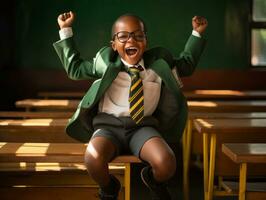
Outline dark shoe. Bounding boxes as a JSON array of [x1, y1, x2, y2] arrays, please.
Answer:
[[98, 174, 121, 200], [141, 166, 171, 200]]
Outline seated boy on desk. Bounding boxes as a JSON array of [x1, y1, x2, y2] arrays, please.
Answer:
[[54, 11, 207, 200]]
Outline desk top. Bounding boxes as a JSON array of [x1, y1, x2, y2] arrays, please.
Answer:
[[15, 99, 266, 112], [0, 118, 68, 127], [184, 90, 266, 100], [15, 99, 79, 110], [0, 111, 73, 119], [37, 90, 266, 100], [0, 142, 141, 163], [188, 100, 266, 112], [38, 91, 84, 99], [193, 118, 266, 134], [189, 112, 266, 119], [222, 143, 266, 163]]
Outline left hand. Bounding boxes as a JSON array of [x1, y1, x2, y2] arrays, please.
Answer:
[[192, 16, 208, 35]]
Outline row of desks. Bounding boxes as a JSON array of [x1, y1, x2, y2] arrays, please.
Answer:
[[15, 99, 266, 112], [1, 114, 265, 200], [38, 90, 266, 100], [2, 90, 266, 200]]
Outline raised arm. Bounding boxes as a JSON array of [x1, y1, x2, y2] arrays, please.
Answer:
[[174, 16, 208, 77], [53, 11, 103, 80]]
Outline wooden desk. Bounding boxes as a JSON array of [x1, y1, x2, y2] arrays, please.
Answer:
[[0, 142, 141, 163], [37, 90, 266, 100], [188, 100, 266, 112], [193, 118, 266, 200], [15, 99, 266, 112], [38, 91, 84, 99], [0, 118, 75, 143], [222, 143, 266, 200], [0, 142, 141, 200], [0, 111, 73, 119], [182, 112, 266, 200], [15, 99, 79, 111], [184, 90, 266, 100]]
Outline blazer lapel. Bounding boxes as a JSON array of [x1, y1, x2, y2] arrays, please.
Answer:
[[149, 59, 180, 94], [81, 57, 123, 107]]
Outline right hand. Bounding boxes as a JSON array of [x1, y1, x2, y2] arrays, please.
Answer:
[[192, 16, 208, 35], [57, 11, 75, 29]]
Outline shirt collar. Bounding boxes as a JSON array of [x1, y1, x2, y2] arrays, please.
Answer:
[[121, 58, 145, 71]]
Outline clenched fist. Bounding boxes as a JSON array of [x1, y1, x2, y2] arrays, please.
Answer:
[[192, 16, 208, 35], [57, 11, 75, 29]]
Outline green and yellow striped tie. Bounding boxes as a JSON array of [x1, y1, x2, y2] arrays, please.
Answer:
[[128, 66, 144, 124]]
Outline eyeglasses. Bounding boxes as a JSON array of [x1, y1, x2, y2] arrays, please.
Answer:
[[113, 30, 146, 43]]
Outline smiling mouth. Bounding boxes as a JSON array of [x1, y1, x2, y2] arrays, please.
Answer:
[[125, 47, 138, 56]]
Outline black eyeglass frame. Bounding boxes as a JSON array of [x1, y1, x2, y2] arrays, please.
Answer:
[[112, 30, 147, 43]]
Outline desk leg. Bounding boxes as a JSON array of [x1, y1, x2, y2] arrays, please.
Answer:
[[124, 163, 131, 200], [239, 163, 247, 200], [203, 133, 209, 200], [183, 119, 192, 200], [207, 134, 216, 200]]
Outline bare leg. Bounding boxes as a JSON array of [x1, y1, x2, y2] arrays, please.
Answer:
[[140, 137, 176, 182], [84, 136, 117, 187]]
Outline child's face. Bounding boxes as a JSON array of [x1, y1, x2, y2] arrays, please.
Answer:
[[111, 17, 147, 65]]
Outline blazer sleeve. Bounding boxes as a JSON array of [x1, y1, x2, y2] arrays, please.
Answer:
[[53, 37, 105, 80], [174, 35, 206, 77]]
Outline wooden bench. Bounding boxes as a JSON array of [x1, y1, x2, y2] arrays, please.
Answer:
[[193, 118, 266, 200], [222, 143, 266, 200], [0, 142, 142, 200], [182, 112, 266, 200]]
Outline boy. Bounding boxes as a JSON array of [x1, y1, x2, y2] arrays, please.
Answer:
[[54, 11, 207, 200]]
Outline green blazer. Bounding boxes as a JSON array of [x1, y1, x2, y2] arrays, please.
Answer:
[[53, 35, 206, 143]]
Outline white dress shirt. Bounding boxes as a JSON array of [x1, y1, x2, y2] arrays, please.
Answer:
[[98, 59, 162, 117]]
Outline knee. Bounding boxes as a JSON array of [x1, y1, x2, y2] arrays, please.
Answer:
[[84, 145, 106, 172], [152, 152, 176, 180]]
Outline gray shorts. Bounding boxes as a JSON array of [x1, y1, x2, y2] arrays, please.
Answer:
[[91, 113, 162, 157]]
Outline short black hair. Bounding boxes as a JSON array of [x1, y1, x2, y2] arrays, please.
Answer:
[[111, 14, 147, 39]]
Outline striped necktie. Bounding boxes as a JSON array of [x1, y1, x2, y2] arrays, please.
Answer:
[[128, 65, 144, 124]]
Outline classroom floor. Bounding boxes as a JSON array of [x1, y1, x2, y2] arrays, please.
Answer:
[[130, 146, 237, 200]]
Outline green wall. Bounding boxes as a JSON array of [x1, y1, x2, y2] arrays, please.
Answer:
[[12, 0, 249, 69]]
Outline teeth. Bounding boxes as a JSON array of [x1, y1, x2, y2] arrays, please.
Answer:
[[126, 47, 138, 50]]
